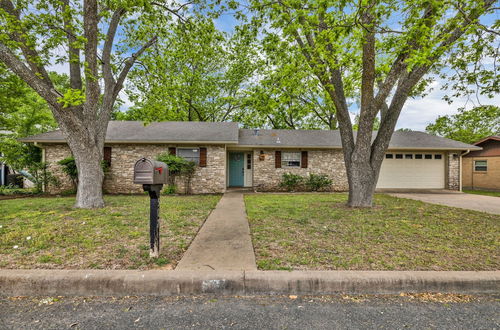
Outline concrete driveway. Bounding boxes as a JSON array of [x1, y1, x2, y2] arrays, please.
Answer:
[[389, 192, 500, 215]]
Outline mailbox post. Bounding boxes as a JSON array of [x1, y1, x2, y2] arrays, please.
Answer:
[[133, 158, 168, 258]]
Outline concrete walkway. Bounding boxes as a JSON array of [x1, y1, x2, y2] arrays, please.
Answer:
[[390, 192, 500, 215], [176, 190, 257, 271]]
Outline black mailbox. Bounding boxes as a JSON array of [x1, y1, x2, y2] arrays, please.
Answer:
[[133, 158, 168, 258], [134, 158, 168, 185]]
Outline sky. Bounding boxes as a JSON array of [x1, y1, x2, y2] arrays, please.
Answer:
[[210, 6, 500, 132], [46, 3, 499, 132]]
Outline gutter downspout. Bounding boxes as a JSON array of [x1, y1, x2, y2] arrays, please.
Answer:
[[460, 149, 471, 192]]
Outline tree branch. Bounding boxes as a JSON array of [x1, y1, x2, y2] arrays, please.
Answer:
[[0, 0, 54, 88], [112, 36, 158, 102], [357, 4, 377, 148], [62, 0, 82, 90], [0, 42, 62, 110], [83, 0, 100, 119], [102, 7, 126, 90], [151, 1, 192, 23]]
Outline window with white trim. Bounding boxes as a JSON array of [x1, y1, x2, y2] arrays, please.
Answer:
[[281, 152, 301, 167], [474, 160, 487, 172], [177, 148, 200, 164]]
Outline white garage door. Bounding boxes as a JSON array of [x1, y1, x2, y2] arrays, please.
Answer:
[[377, 152, 445, 189]]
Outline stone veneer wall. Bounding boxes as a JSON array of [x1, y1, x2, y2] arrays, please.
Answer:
[[42, 143, 461, 194], [43, 144, 74, 193], [42, 143, 226, 194], [251, 149, 349, 191], [447, 151, 460, 190]]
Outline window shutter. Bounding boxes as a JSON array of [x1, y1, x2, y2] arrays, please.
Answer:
[[301, 151, 308, 168], [103, 147, 112, 166], [275, 151, 281, 168], [169, 147, 176, 155], [199, 147, 207, 167]]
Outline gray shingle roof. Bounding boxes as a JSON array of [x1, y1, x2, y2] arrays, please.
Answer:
[[239, 129, 342, 147], [20, 121, 240, 144], [239, 129, 481, 150], [20, 121, 480, 150]]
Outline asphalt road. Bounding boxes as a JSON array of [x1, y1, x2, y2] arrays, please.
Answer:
[[1, 294, 499, 329]]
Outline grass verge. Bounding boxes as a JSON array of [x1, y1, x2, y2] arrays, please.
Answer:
[[0, 194, 220, 269], [463, 190, 500, 197], [245, 193, 499, 271]]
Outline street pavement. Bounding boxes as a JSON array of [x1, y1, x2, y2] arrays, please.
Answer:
[[1, 294, 498, 329]]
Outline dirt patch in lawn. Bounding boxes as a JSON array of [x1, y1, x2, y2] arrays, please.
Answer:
[[245, 193, 500, 271], [0, 195, 220, 269]]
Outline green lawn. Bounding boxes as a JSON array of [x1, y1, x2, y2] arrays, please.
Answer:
[[0, 195, 220, 269], [463, 190, 500, 197], [245, 193, 500, 271]]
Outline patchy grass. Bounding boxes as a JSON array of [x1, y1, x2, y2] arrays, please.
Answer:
[[0, 194, 220, 269], [245, 193, 500, 271], [463, 190, 500, 197]]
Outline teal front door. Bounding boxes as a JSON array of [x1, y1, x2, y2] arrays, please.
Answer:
[[229, 152, 244, 187]]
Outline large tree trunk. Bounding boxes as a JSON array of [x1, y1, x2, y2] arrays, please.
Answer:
[[59, 116, 107, 209], [346, 162, 378, 207], [0, 1, 158, 209], [74, 146, 105, 208]]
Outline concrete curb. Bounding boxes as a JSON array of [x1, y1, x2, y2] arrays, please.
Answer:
[[1, 270, 498, 297]]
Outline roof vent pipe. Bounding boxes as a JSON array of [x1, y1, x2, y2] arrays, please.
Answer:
[[254, 128, 260, 136]]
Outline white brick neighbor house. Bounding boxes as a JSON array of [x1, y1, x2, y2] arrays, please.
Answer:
[[20, 121, 481, 194]]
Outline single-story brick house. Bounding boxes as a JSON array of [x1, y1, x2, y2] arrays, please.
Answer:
[[462, 135, 500, 191], [20, 121, 481, 194]]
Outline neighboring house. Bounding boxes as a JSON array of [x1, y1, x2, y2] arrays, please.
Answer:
[[20, 121, 480, 194], [462, 136, 500, 191]]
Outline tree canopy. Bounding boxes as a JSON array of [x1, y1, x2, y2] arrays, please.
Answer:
[[244, 0, 498, 206], [0, 63, 59, 171], [426, 105, 500, 144], [119, 18, 259, 123], [0, 0, 197, 208]]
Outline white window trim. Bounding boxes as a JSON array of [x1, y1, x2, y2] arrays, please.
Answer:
[[474, 160, 488, 172], [281, 151, 301, 168], [177, 147, 200, 164]]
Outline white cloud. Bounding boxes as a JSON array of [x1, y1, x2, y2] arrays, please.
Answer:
[[46, 45, 70, 75], [118, 88, 133, 111], [396, 81, 500, 131]]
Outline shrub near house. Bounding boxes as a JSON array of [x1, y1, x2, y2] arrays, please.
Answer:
[[280, 173, 332, 192]]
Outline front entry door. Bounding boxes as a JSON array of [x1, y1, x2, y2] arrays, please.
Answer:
[[229, 152, 244, 187]]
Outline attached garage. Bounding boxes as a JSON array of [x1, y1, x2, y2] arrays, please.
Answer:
[[377, 152, 445, 189]]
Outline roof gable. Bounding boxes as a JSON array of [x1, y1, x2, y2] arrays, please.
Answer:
[[473, 135, 500, 146]]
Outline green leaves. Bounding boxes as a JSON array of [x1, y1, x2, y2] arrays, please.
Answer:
[[0, 63, 57, 171], [57, 88, 85, 108], [426, 105, 500, 144], [122, 17, 259, 123]]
